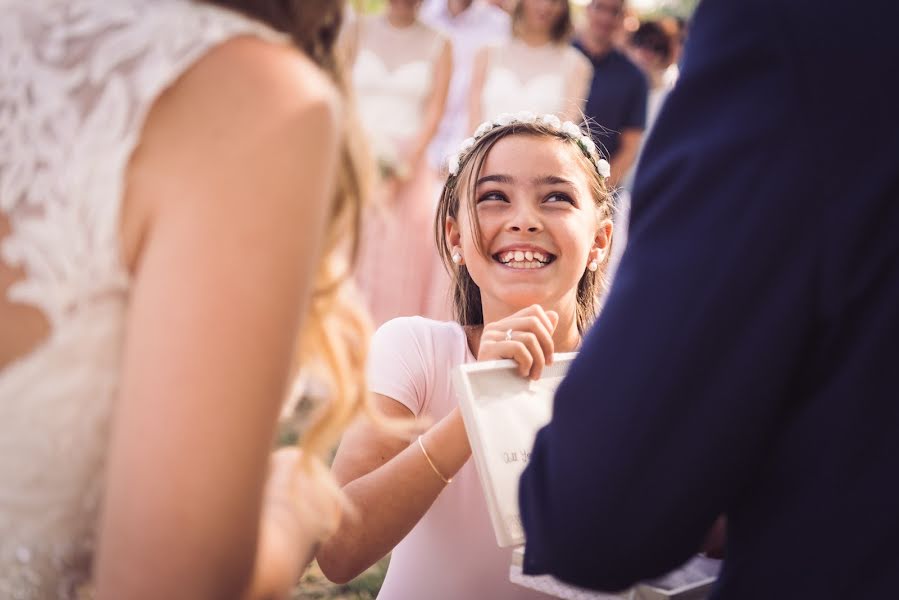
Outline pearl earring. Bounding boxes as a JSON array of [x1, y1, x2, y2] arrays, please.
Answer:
[[452, 250, 463, 265], [587, 259, 599, 272]]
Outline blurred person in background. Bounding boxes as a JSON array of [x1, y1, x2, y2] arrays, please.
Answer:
[[421, 0, 511, 172], [660, 15, 687, 88], [348, 0, 453, 325], [618, 19, 674, 196], [469, 0, 593, 127], [574, 0, 647, 189], [1, 1, 371, 599], [627, 20, 674, 131]]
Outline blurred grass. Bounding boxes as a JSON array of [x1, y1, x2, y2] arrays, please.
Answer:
[[293, 557, 390, 600], [279, 404, 389, 599]]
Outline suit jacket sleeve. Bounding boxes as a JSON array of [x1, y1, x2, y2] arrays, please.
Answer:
[[519, 0, 819, 591]]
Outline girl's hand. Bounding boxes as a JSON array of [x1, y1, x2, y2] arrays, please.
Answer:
[[478, 305, 559, 380]]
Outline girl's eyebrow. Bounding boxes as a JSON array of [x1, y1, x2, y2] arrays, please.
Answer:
[[476, 174, 514, 186], [476, 174, 576, 187], [534, 175, 575, 187]]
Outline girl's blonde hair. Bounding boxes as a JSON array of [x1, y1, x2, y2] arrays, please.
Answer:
[[434, 120, 614, 335], [205, 0, 373, 469]]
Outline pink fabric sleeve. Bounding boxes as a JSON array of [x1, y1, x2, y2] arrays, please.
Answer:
[[367, 317, 431, 416]]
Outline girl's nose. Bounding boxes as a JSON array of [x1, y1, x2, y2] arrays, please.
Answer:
[[507, 205, 542, 233]]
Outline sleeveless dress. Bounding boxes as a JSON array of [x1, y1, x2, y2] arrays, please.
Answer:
[[0, 2, 285, 597], [351, 15, 451, 326], [479, 38, 592, 122]]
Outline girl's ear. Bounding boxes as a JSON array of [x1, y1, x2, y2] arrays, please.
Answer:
[[446, 215, 462, 250], [591, 218, 614, 263], [446, 215, 466, 265]]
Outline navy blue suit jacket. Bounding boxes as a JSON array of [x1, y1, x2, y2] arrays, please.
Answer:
[[519, 0, 899, 597]]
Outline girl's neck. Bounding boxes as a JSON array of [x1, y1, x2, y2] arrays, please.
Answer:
[[516, 27, 553, 48], [386, 10, 417, 28], [448, 0, 474, 17]]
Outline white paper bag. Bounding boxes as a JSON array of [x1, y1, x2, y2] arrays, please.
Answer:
[[454, 353, 577, 547]]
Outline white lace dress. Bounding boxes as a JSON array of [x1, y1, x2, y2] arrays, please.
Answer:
[[0, 1, 285, 597]]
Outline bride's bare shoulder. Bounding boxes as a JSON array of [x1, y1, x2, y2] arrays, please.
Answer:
[[160, 35, 340, 126]]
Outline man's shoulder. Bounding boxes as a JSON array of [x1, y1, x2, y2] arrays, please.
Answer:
[[607, 49, 646, 83]]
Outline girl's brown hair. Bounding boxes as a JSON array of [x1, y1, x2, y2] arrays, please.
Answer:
[[435, 120, 614, 335], [204, 0, 372, 465], [512, 0, 574, 43]]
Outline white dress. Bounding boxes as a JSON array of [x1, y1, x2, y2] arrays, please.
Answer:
[[0, 1, 284, 597], [350, 16, 452, 325], [479, 38, 592, 122]]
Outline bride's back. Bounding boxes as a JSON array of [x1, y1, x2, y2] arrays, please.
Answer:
[[0, 1, 291, 596]]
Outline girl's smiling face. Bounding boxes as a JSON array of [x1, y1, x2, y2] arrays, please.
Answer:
[[447, 134, 612, 318]]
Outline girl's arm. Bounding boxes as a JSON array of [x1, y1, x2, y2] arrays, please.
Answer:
[[316, 306, 558, 583], [467, 46, 489, 133], [316, 396, 471, 584], [401, 37, 453, 177], [96, 37, 340, 600]]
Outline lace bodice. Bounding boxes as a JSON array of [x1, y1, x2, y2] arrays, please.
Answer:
[[0, 1, 285, 597], [480, 39, 591, 122], [351, 15, 445, 162]]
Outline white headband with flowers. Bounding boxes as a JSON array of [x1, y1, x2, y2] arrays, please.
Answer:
[[446, 111, 611, 180]]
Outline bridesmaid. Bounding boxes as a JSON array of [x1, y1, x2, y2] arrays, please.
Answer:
[[348, 0, 453, 325], [469, 0, 592, 128]]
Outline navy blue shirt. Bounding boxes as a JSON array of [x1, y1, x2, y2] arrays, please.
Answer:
[[573, 43, 647, 160], [521, 0, 899, 598]]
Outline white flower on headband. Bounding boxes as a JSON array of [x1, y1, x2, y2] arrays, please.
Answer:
[[447, 153, 461, 176], [561, 120, 582, 138], [579, 136, 596, 155], [447, 113, 610, 181], [597, 159, 611, 179], [474, 121, 493, 138], [540, 114, 562, 130], [515, 110, 538, 124], [495, 112, 515, 127]]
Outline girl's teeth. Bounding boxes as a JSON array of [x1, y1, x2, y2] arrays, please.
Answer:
[[507, 261, 546, 269], [525, 251, 533, 261], [534, 252, 545, 262], [514, 251, 524, 261]]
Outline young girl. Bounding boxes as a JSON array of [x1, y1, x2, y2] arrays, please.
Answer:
[[316, 112, 614, 599]]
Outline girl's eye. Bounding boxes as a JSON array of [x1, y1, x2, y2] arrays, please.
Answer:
[[477, 191, 508, 203], [545, 193, 576, 205]]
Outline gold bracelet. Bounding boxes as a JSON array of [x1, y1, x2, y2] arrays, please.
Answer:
[[417, 435, 452, 484]]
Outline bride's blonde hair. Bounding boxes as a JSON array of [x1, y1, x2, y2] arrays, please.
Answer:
[[205, 1, 374, 478]]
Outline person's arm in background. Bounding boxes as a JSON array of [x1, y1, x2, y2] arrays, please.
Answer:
[[337, 10, 362, 67], [95, 37, 341, 600], [467, 46, 489, 132], [561, 49, 594, 123], [609, 128, 642, 188], [401, 36, 453, 179], [609, 63, 649, 188], [519, 0, 815, 591]]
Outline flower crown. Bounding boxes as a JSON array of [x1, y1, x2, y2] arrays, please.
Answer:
[[446, 111, 611, 181]]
